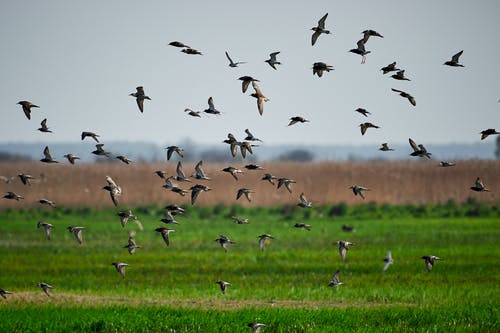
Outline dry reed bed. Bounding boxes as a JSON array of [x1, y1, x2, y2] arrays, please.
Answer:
[[0, 160, 498, 209]]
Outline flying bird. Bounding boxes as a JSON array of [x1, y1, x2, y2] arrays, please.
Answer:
[[360, 122, 380, 135], [63, 154, 80, 164], [236, 188, 254, 202], [3, 192, 23, 201], [421, 255, 442, 272], [311, 13, 330, 46], [117, 210, 140, 228], [349, 185, 370, 199], [312, 62, 333, 77], [154, 170, 167, 179], [18, 173, 34, 186], [184, 108, 201, 117], [258, 234, 274, 251], [37, 221, 53, 240], [38, 198, 56, 208], [277, 177, 296, 193], [383, 251, 394, 272], [225, 51, 246, 67], [391, 70, 410, 81], [129, 86, 151, 113], [328, 270, 343, 287], [238, 76, 259, 93], [124, 236, 141, 254], [175, 161, 191, 182], [81, 131, 100, 142], [155, 227, 176, 246], [288, 116, 310, 126], [215, 280, 231, 294], [294, 223, 311, 231], [349, 39, 370, 64], [391, 88, 416, 106], [250, 81, 269, 116], [193, 160, 210, 180], [214, 235, 235, 252], [261, 173, 277, 185], [245, 164, 264, 171], [470, 177, 489, 192], [355, 108, 371, 117], [265, 51, 281, 70], [479, 129, 500, 140], [116, 155, 133, 164], [222, 166, 243, 180], [92, 144, 111, 157], [244, 128, 263, 142], [67, 226, 85, 244], [337, 240, 354, 262], [190, 184, 211, 205], [297, 193, 312, 208], [40, 146, 58, 163], [17, 101, 39, 120], [409, 138, 432, 159], [204, 97, 221, 115], [168, 41, 190, 48], [439, 161, 455, 167], [166, 146, 184, 160], [160, 210, 179, 225], [181, 48, 203, 55], [38, 282, 53, 297], [112, 262, 128, 278], [102, 176, 122, 206], [444, 50, 464, 67], [379, 143, 394, 151], [380, 62, 399, 74], [37, 118, 52, 133]]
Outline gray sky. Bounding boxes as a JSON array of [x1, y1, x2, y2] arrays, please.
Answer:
[[1, 0, 499, 147]]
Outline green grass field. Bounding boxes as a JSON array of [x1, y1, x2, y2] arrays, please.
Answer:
[[0, 204, 498, 332]]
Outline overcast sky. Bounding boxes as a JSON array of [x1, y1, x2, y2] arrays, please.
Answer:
[[1, 0, 499, 147]]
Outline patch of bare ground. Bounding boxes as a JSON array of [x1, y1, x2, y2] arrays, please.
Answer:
[[0, 292, 412, 309], [0, 160, 498, 209]]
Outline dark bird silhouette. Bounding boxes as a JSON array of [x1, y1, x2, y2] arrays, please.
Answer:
[[470, 177, 489, 192], [381, 62, 399, 74], [248, 322, 266, 333], [216, 280, 231, 294], [38, 282, 53, 297], [349, 39, 370, 64], [362, 29, 384, 42], [288, 116, 310, 126], [168, 41, 190, 48], [63, 154, 80, 164], [18, 173, 34, 186], [40, 146, 58, 163], [311, 13, 330, 46], [0, 288, 13, 299], [214, 235, 235, 252], [38, 198, 56, 208], [480, 129, 500, 140], [184, 108, 201, 117], [245, 164, 264, 171], [238, 76, 259, 93], [181, 48, 203, 55], [244, 128, 263, 142], [37, 221, 53, 240], [379, 143, 394, 151], [297, 193, 312, 208], [112, 262, 128, 278], [294, 222, 311, 231], [439, 161, 455, 167], [225, 51, 246, 67], [81, 131, 100, 142], [92, 144, 111, 157], [17, 101, 39, 120], [277, 177, 296, 193], [444, 50, 464, 67], [391, 88, 416, 106], [383, 251, 394, 272], [421, 255, 442, 272], [337, 240, 354, 262], [124, 236, 141, 254], [67, 226, 85, 244], [38, 118, 53, 133], [155, 227, 175, 246], [265, 51, 281, 70], [166, 146, 184, 160], [116, 155, 132, 164], [360, 122, 380, 135], [328, 270, 343, 287], [236, 188, 254, 202], [312, 62, 333, 77], [258, 234, 274, 251], [3, 191, 23, 201], [261, 173, 277, 185], [222, 166, 243, 180], [391, 70, 410, 81], [349, 185, 370, 199], [409, 138, 432, 159], [355, 108, 371, 117], [204, 97, 221, 115], [129, 86, 151, 113], [190, 184, 211, 205]]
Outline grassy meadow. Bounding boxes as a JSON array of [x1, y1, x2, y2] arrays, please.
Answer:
[[0, 204, 498, 332]]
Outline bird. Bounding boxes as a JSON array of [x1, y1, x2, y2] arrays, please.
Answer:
[[166, 146, 184, 160], [160, 210, 179, 225], [297, 193, 312, 208], [222, 166, 243, 180], [479, 129, 500, 140], [355, 108, 371, 117], [190, 184, 211, 205], [184, 108, 201, 117], [3, 191, 23, 201], [112, 262, 128, 278], [129, 86, 151, 113], [37, 221, 53, 240], [439, 161, 455, 167], [444, 50, 464, 67], [124, 236, 141, 254], [294, 223, 311, 231], [155, 227, 176, 246], [67, 226, 85, 244], [117, 210, 139, 228], [360, 122, 380, 135], [38, 198, 56, 208], [168, 41, 190, 48], [409, 138, 432, 159], [236, 188, 254, 202], [328, 270, 343, 287], [204, 97, 221, 115], [470, 177, 490, 192], [244, 129, 263, 142], [421, 255, 442, 272], [349, 185, 370, 199], [40, 146, 58, 163], [337, 240, 354, 261], [245, 164, 264, 171], [181, 48, 202, 55], [116, 155, 132, 164], [231, 216, 249, 224], [225, 51, 246, 67], [261, 173, 277, 185], [380, 62, 399, 74], [154, 170, 167, 179], [379, 143, 394, 151], [170, 186, 189, 197], [391, 70, 410, 81], [383, 251, 394, 272], [258, 234, 274, 251], [238, 76, 259, 93], [311, 13, 330, 46], [102, 176, 122, 206], [214, 235, 235, 252], [248, 322, 266, 333], [81, 131, 100, 142], [312, 62, 333, 77], [38, 282, 53, 297], [288, 117, 310, 126], [17, 101, 39, 120], [193, 160, 210, 180], [349, 39, 370, 64], [18, 173, 34, 186], [215, 280, 231, 294], [265, 51, 281, 70], [250, 81, 269, 116], [0, 288, 12, 299], [239, 141, 258, 159], [277, 178, 296, 193], [342, 224, 355, 232], [63, 154, 80, 164], [175, 161, 191, 182], [92, 144, 111, 157], [38, 118, 53, 133], [165, 204, 186, 216], [391, 88, 416, 106]]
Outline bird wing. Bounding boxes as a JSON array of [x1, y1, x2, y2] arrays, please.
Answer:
[[161, 231, 170, 246], [43, 146, 52, 159], [75, 229, 83, 244], [475, 177, 484, 189], [136, 86, 145, 95], [195, 160, 206, 178], [22, 104, 31, 119], [208, 97, 215, 110], [318, 13, 328, 28], [269, 51, 280, 60], [409, 138, 419, 152], [408, 95, 416, 106], [311, 31, 321, 46], [451, 50, 463, 63], [259, 237, 266, 251], [299, 193, 308, 205], [136, 97, 144, 113], [356, 39, 366, 51], [242, 80, 251, 93], [391, 88, 403, 94], [41, 118, 47, 128], [340, 247, 347, 261], [176, 161, 186, 179], [191, 187, 201, 205], [332, 270, 340, 284], [225, 51, 234, 65]]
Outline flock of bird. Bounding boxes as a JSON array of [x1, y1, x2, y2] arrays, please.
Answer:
[[1, 11, 497, 332]]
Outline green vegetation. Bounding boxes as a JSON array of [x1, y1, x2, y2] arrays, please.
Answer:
[[0, 204, 498, 332]]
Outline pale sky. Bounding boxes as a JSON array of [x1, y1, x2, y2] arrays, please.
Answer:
[[1, 0, 499, 147]]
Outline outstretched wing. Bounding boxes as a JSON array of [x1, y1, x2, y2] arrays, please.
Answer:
[[451, 50, 463, 63]]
